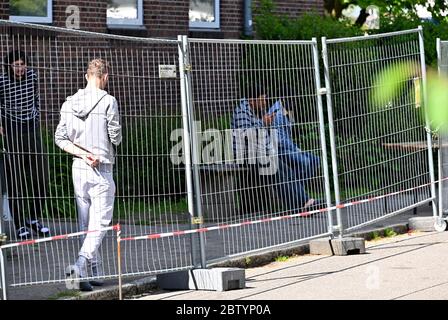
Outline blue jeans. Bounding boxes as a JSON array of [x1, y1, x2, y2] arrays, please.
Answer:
[[280, 150, 320, 181], [273, 159, 309, 210]]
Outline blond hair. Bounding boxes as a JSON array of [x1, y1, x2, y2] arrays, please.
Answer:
[[87, 58, 109, 78]]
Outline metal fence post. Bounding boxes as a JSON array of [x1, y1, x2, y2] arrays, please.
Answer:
[[418, 26, 438, 219], [0, 165, 7, 300], [437, 38, 443, 225], [178, 35, 199, 268], [116, 224, 122, 300], [321, 36, 344, 238], [436, 37, 448, 231], [179, 35, 207, 269], [312, 37, 335, 237], [0, 247, 6, 300]]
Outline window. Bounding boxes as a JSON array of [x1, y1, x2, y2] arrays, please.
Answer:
[[10, 0, 53, 23], [107, 0, 143, 26], [189, 0, 220, 29]]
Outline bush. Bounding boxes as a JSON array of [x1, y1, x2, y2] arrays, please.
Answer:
[[117, 115, 185, 199], [42, 127, 76, 220], [372, 15, 448, 68], [252, 0, 445, 202], [41, 114, 187, 221], [253, 0, 363, 41]]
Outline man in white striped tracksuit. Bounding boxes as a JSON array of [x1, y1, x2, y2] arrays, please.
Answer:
[[0, 50, 50, 240], [55, 59, 121, 291]]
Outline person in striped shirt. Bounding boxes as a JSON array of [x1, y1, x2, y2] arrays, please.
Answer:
[[0, 50, 50, 240]]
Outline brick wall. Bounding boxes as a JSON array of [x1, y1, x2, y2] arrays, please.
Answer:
[[219, 0, 325, 39], [221, 0, 244, 39], [144, 0, 189, 38], [0, 0, 325, 38], [0, 0, 326, 120], [270, 0, 324, 17], [53, 0, 107, 32], [0, 0, 7, 20]]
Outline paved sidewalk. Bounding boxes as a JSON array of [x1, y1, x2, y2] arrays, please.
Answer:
[[2, 203, 438, 300], [136, 230, 448, 300]]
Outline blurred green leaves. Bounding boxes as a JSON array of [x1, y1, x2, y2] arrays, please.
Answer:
[[426, 70, 448, 130], [371, 61, 418, 107], [372, 63, 448, 130]]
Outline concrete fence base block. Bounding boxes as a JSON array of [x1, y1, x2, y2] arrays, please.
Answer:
[[310, 237, 365, 256], [409, 217, 437, 232], [157, 268, 245, 292], [309, 237, 333, 255], [331, 237, 366, 256]]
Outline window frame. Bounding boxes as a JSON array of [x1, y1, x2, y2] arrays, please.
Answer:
[[9, 0, 53, 24], [189, 0, 220, 29], [107, 0, 144, 27]]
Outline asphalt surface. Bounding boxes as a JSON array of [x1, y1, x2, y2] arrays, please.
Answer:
[[136, 229, 448, 300], [2, 201, 440, 300]]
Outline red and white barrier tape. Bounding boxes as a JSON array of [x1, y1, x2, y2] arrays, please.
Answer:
[[121, 177, 447, 242], [2, 176, 446, 248], [0, 225, 119, 249]]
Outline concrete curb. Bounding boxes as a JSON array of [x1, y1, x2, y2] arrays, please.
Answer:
[[60, 222, 410, 300], [62, 276, 157, 300]]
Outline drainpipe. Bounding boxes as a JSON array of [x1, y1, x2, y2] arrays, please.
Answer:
[[244, 0, 253, 37]]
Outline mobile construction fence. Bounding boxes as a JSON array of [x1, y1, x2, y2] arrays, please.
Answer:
[[0, 21, 438, 299], [437, 38, 448, 228], [322, 28, 436, 233]]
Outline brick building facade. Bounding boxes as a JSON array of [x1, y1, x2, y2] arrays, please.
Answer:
[[0, 1, 325, 222], [0, 1, 324, 39], [0, 0, 325, 136]]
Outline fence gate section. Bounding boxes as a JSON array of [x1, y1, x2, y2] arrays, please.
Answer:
[[0, 20, 195, 294], [437, 38, 448, 224], [186, 38, 333, 264], [322, 28, 437, 234]]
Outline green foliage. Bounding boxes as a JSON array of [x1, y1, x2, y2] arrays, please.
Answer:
[[427, 70, 448, 129], [41, 114, 187, 222], [255, 0, 448, 68], [253, 0, 448, 202], [384, 228, 397, 237], [371, 61, 417, 107], [372, 17, 448, 68], [370, 230, 381, 240], [41, 128, 76, 220], [356, 0, 448, 23], [47, 290, 81, 300], [114, 197, 188, 225], [117, 115, 185, 199], [253, 0, 363, 40], [372, 64, 448, 131], [274, 255, 290, 262], [368, 228, 397, 240]]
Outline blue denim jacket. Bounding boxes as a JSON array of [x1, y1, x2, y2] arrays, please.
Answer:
[[267, 100, 300, 153]]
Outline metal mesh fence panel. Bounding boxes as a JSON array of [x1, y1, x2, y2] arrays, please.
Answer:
[[438, 39, 448, 216], [187, 39, 332, 263], [0, 20, 193, 288], [323, 29, 435, 233], [439, 40, 448, 76]]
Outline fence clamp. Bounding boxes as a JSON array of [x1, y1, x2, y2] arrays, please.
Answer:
[[318, 88, 327, 96], [331, 225, 341, 233], [0, 233, 7, 246], [191, 217, 203, 225], [184, 64, 192, 72]]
